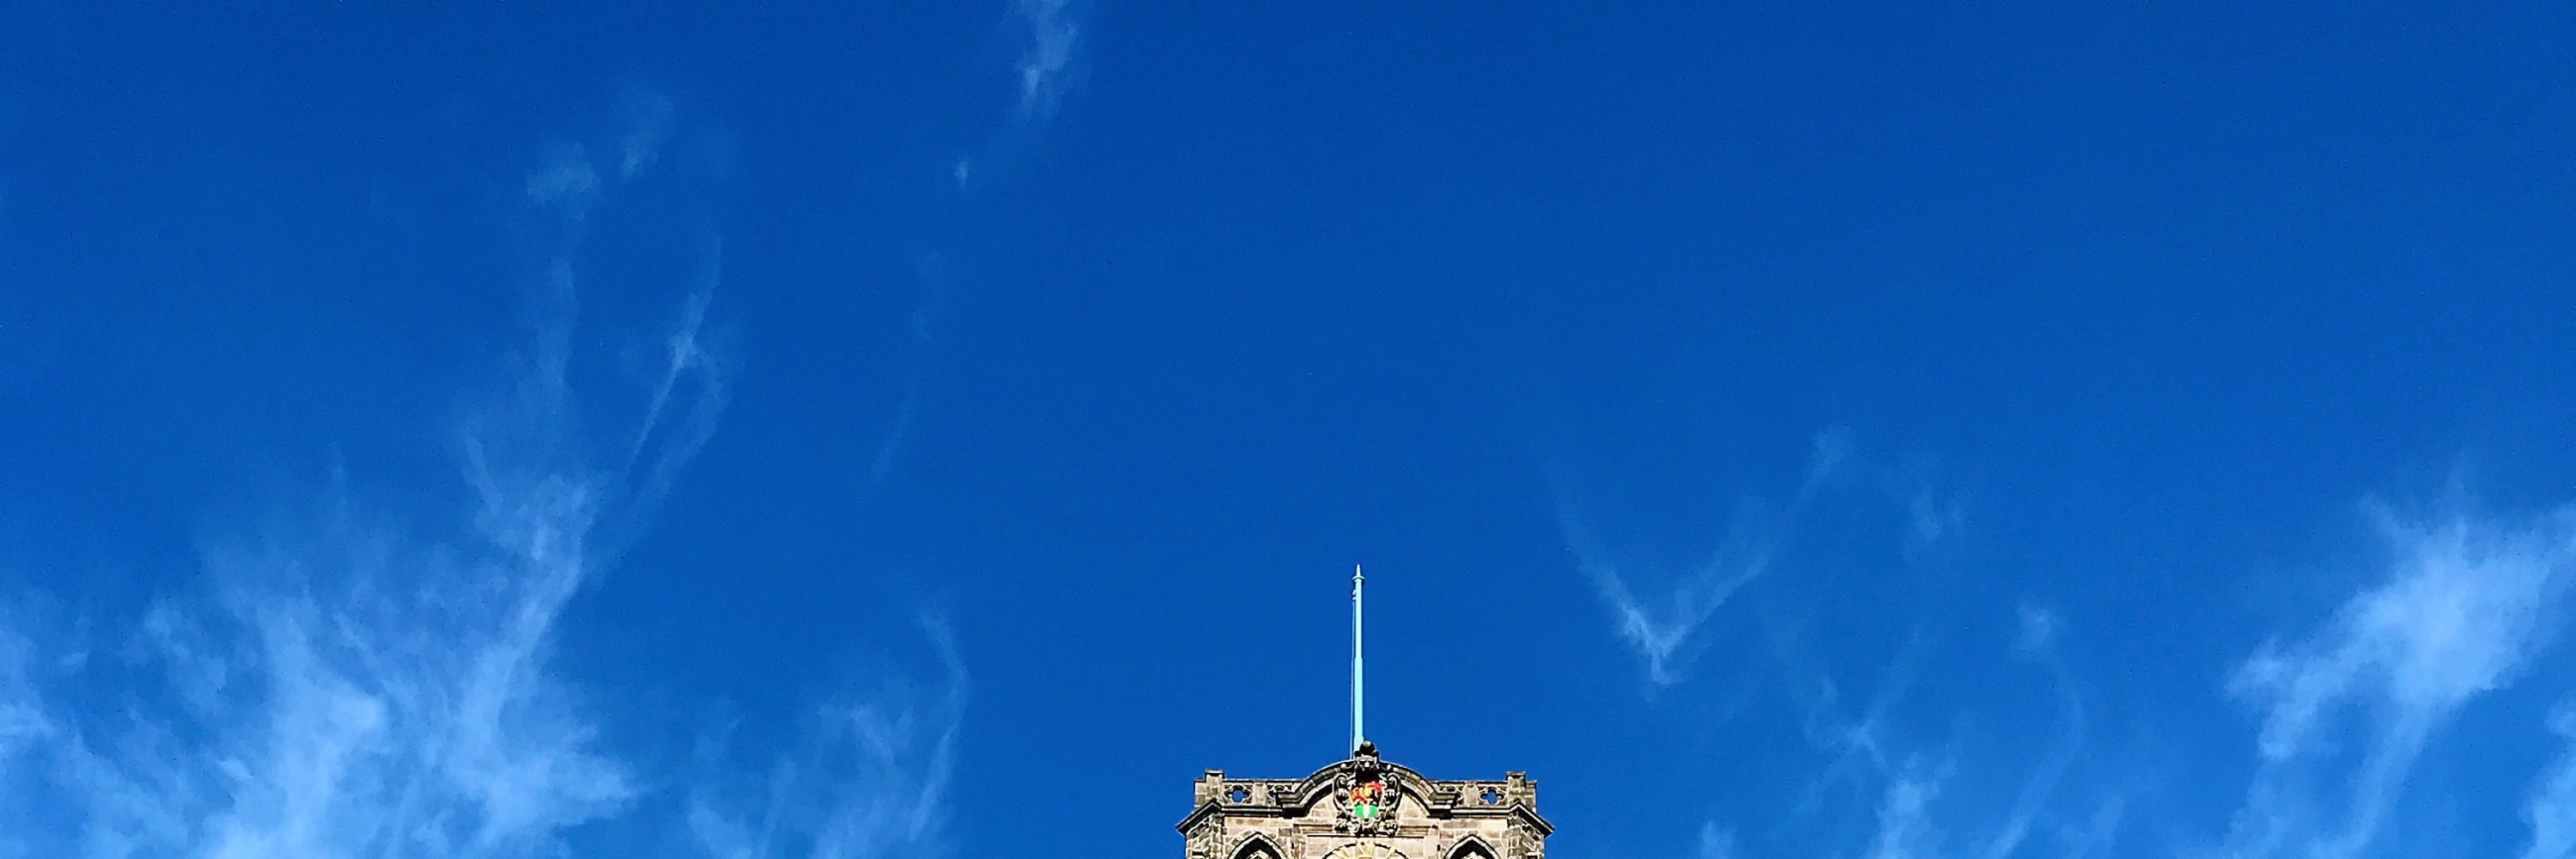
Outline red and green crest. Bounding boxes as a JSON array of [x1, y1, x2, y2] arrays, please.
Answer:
[[1336, 746, 1400, 836], [1350, 779, 1387, 820]]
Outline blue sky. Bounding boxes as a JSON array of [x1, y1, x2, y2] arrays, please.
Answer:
[[2, 3, 2573, 858]]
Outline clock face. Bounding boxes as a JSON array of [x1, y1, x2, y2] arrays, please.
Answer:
[[1325, 842, 1408, 859]]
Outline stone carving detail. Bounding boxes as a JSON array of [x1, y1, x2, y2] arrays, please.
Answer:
[[1188, 817, 1223, 859], [1182, 748, 1546, 859], [1505, 823, 1543, 859], [1333, 751, 1402, 837]]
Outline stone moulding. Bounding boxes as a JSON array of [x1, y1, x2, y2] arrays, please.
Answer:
[[1176, 755, 1552, 844]]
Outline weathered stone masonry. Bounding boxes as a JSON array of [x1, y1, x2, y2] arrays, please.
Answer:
[[1178, 742, 1551, 859]]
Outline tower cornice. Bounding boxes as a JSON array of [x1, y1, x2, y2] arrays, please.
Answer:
[[1175, 753, 1552, 838]]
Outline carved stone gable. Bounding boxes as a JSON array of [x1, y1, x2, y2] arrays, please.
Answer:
[[1178, 746, 1549, 859]]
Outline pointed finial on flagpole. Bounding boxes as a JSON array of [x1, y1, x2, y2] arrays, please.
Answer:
[[1352, 563, 1365, 756]]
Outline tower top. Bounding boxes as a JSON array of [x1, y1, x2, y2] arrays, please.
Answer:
[[1180, 564, 1551, 859], [1179, 752, 1549, 859]]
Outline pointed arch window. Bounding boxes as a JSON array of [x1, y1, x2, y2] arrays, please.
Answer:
[[1447, 836, 1499, 859], [1230, 835, 1285, 859]]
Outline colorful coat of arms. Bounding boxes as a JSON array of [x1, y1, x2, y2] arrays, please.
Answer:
[[1350, 779, 1388, 821], [1336, 755, 1400, 836]]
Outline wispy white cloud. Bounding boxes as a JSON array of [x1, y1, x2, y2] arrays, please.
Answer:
[[1589, 439, 2575, 859], [1680, 495, 2576, 859], [885, 3, 1090, 498], [0, 619, 61, 859], [866, 379, 923, 498], [2221, 503, 2576, 859], [1862, 761, 1947, 859], [951, 0, 1086, 194], [1976, 606, 2090, 859], [686, 618, 967, 859], [1754, 601, 2104, 859], [2055, 797, 2126, 859], [617, 88, 677, 181], [1785, 629, 1927, 819], [0, 114, 726, 859], [0, 623, 47, 754], [861, 256, 944, 502], [1777, 502, 2576, 859], [0, 99, 965, 859], [2519, 699, 2576, 859], [1560, 427, 1849, 685], [526, 143, 605, 217], [608, 232, 732, 567], [1903, 487, 1965, 560], [1013, 0, 1080, 124], [1696, 821, 1741, 859]]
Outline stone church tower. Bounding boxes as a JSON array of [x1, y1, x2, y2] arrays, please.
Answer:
[[1176, 741, 1551, 859], [1182, 569, 1550, 859]]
